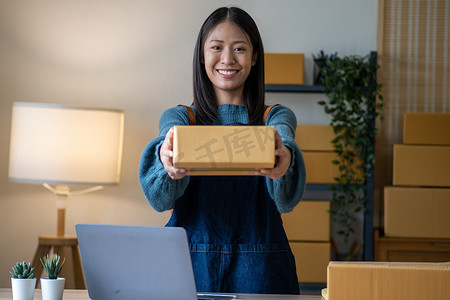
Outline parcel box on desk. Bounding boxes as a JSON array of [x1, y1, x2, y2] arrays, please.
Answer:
[[264, 53, 304, 85], [290, 242, 330, 283], [403, 112, 450, 145], [173, 126, 275, 175], [282, 200, 330, 241], [384, 186, 450, 238], [327, 261, 450, 300], [393, 144, 450, 187], [295, 125, 334, 151]]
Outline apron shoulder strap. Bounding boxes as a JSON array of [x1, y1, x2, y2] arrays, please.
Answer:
[[263, 104, 280, 124], [178, 105, 196, 125]]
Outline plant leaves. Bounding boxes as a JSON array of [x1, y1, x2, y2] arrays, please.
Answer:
[[321, 52, 383, 245]]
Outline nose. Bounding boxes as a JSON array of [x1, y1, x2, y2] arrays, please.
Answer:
[[221, 47, 235, 65]]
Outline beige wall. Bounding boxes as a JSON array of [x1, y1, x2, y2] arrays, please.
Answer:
[[0, 0, 377, 287]]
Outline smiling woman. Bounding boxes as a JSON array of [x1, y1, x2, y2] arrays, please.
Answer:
[[139, 6, 306, 295], [192, 7, 266, 126], [203, 21, 256, 105]]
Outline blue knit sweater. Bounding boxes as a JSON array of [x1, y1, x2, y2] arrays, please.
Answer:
[[139, 104, 306, 213]]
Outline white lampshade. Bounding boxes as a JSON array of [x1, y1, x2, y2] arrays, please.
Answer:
[[8, 102, 124, 186]]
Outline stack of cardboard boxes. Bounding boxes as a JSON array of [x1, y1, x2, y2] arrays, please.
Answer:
[[325, 113, 450, 299], [281, 125, 337, 284], [384, 113, 450, 240]]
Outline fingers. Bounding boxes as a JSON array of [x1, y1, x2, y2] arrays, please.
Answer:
[[160, 128, 174, 165], [166, 166, 187, 180], [274, 129, 283, 150], [257, 168, 283, 180], [257, 130, 291, 180], [160, 127, 187, 180]]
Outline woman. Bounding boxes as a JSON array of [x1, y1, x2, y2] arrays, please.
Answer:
[[139, 6, 306, 294]]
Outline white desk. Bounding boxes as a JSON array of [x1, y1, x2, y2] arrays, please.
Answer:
[[0, 288, 322, 299]]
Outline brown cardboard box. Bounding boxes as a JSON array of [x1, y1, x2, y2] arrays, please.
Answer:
[[282, 200, 330, 241], [264, 53, 304, 85], [327, 261, 450, 300], [295, 125, 334, 151], [384, 186, 450, 238], [393, 144, 450, 187], [303, 152, 364, 184], [403, 112, 450, 145], [303, 152, 338, 184], [173, 125, 275, 175], [290, 242, 330, 283]]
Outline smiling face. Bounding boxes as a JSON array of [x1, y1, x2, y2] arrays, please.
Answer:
[[203, 21, 256, 105]]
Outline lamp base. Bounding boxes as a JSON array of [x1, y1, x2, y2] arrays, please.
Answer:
[[32, 235, 85, 290]]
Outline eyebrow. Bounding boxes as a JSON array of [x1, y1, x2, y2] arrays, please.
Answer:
[[208, 39, 250, 44]]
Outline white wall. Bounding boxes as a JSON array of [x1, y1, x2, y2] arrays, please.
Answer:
[[0, 0, 377, 287]]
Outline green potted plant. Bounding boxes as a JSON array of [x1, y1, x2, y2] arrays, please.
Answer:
[[312, 49, 337, 85], [318, 52, 383, 256], [40, 254, 66, 300], [10, 261, 36, 300]]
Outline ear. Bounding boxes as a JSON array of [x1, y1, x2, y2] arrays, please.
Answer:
[[251, 53, 257, 66]]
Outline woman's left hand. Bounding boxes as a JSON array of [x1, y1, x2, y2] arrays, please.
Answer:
[[257, 129, 291, 180]]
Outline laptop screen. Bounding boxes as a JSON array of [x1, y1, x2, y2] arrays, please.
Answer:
[[76, 224, 199, 300]]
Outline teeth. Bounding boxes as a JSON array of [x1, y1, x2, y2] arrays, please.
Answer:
[[218, 70, 237, 75]]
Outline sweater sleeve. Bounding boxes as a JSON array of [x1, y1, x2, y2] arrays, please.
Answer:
[[264, 105, 306, 213], [138, 106, 192, 212]]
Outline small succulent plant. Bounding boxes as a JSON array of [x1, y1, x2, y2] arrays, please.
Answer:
[[312, 49, 338, 61], [40, 254, 65, 280], [10, 261, 36, 279]]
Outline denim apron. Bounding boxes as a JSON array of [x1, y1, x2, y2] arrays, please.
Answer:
[[166, 174, 300, 294]]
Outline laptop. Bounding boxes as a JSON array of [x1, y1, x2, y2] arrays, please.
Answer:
[[76, 224, 236, 300]]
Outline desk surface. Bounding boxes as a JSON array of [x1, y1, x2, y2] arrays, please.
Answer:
[[0, 288, 322, 300]]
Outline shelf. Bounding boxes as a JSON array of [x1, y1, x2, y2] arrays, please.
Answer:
[[374, 229, 450, 262], [265, 84, 324, 93], [266, 52, 377, 262], [306, 183, 366, 190]]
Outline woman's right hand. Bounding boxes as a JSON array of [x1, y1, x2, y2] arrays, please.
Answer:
[[159, 127, 187, 180]]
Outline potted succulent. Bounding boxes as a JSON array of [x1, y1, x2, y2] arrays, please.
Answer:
[[40, 254, 66, 300], [10, 261, 36, 300], [312, 49, 337, 85]]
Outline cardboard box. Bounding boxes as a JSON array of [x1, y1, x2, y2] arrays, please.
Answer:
[[327, 261, 450, 300], [384, 186, 450, 238], [393, 144, 450, 187], [303, 152, 364, 184], [290, 242, 330, 283], [303, 152, 338, 184], [173, 126, 275, 175], [264, 53, 304, 85], [295, 125, 334, 151], [282, 200, 330, 241], [403, 112, 450, 145]]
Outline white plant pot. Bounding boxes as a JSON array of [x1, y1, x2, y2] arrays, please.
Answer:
[[11, 278, 36, 300], [40, 278, 65, 300]]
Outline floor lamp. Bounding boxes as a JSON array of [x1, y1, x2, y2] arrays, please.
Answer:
[[8, 102, 124, 288]]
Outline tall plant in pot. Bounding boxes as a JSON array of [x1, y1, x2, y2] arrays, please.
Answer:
[[10, 261, 36, 300], [318, 52, 383, 257], [40, 254, 66, 300]]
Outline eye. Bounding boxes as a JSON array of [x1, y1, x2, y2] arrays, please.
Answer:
[[234, 47, 246, 52], [211, 45, 221, 51]]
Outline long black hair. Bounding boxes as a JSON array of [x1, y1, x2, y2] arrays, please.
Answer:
[[192, 7, 265, 125]]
